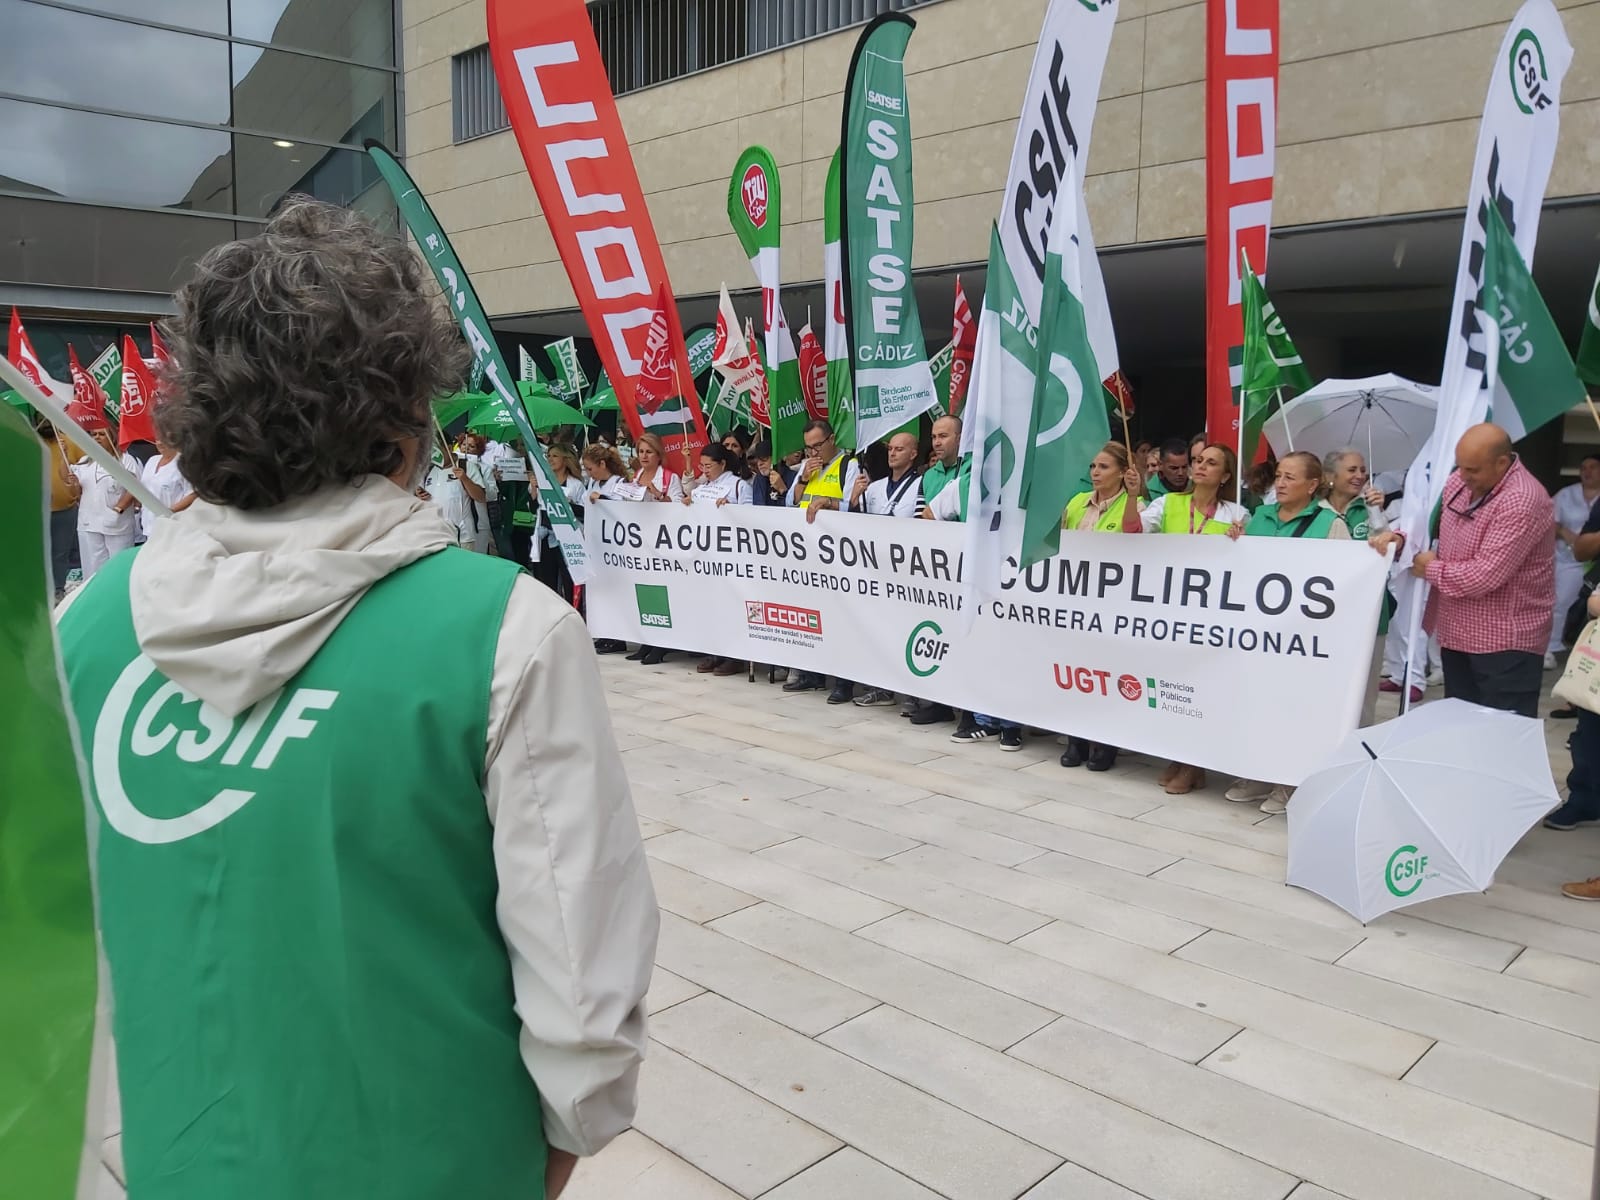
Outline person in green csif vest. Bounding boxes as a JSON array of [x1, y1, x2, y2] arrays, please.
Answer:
[[54, 200, 658, 1200]]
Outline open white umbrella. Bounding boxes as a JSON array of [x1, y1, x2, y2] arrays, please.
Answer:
[[1263, 374, 1438, 476], [1286, 699, 1557, 923]]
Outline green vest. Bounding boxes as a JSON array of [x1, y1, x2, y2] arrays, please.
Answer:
[[1245, 501, 1341, 539], [1159, 493, 1235, 535], [58, 549, 546, 1200], [1062, 490, 1131, 533]]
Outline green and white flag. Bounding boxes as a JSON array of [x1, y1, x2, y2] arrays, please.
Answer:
[[544, 336, 588, 404], [926, 340, 956, 419], [1239, 250, 1314, 464], [89, 341, 122, 424], [1481, 203, 1586, 438], [822, 148, 855, 449], [727, 146, 807, 460], [518, 344, 539, 384], [0, 402, 101, 1199], [1019, 176, 1110, 569], [366, 141, 589, 582], [961, 225, 1041, 610], [840, 15, 939, 449], [1578, 260, 1600, 387]]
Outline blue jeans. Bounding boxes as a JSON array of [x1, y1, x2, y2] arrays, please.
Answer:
[[1568, 709, 1600, 818], [974, 713, 1020, 733]]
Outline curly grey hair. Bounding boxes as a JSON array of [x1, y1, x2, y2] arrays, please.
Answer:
[[156, 197, 469, 510]]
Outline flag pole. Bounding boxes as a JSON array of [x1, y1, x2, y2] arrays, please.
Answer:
[[1277, 387, 1292, 452], [0, 356, 167, 515], [1586, 388, 1600, 435]]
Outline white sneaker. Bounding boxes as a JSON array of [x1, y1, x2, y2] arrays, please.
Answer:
[[1225, 779, 1272, 803], [1426, 669, 1444, 689], [1545, 652, 1559, 671], [1259, 786, 1291, 816]]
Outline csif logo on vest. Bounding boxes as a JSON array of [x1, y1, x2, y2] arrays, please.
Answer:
[[94, 655, 338, 845]]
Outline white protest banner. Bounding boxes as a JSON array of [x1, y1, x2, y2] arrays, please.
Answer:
[[587, 505, 1388, 785]]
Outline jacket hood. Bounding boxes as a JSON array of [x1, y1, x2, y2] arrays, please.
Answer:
[[129, 476, 454, 717]]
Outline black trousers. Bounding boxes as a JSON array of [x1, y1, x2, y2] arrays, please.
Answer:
[[1439, 648, 1542, 719]]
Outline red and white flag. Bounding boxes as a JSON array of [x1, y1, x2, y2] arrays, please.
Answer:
[[946, 275, 977, 416], [7, 308, 65, 398], [796, 323, 828, 421], [633, 282, 676, 417], [744, 319, 771, 429], [116, 335, 160, 450], [65, 345, 109, 433], [149, 322, 172, 367], [711, 285, 765, 398], [486, 0, 708, 460]]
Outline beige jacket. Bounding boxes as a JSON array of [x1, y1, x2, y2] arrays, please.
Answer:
[[67, 477, 657, 1162]]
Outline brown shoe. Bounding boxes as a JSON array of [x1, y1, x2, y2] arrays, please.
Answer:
[[1164, 766, 1197, 795], [1561, 877, 1600, 901], [697, 656, 720, 673], [1157, 762, 1180, 787], [713, 659, 743, 676]]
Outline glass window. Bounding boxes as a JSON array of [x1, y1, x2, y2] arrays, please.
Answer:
[[231, 44, 395, 147], [231, 0, 395, 67], [6, 4, 231, 125], [0, 197, 240, 293], [45, 0, 229, 36], [232, 131, 382, 219], [0, 100, 232, 215]]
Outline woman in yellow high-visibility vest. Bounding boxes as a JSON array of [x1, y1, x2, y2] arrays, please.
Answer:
[[1140, 443, 1249, 795], [1059, 443, 1145, 773]]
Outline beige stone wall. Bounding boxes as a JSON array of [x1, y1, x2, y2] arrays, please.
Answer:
[[401, 0, 1600, 318]]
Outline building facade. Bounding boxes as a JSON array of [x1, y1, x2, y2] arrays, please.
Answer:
[[1, 0, 401, 371], [402, 0, 1600, 456]]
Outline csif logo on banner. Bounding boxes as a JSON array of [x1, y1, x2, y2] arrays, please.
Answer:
[[905, 619, 950, 677], [94, 656, 337, 845], [1509, 30, 1553, 113]]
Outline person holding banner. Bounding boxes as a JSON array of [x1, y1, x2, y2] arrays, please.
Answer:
[[1142, 443, 1248, 793], [54, 200, 656, 1200], [1226, 452, 1352, 813], [67, 428, 140, 580], [582, 443, 632, 657], [685, 443, 752, 508], [632, 432, 684, 503], [1058, 443, 1145, 772], [1323, 448, 1395, 726], [784, 419, 861, 700]]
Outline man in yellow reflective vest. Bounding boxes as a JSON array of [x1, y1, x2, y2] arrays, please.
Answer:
[[784, 419, 861, 700]]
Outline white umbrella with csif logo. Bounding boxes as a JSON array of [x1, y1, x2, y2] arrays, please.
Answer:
[[1285, 699, 1557, 923]]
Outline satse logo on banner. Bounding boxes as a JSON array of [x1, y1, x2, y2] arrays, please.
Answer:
[[637, 584, 673, 628], [95, 655, 338, 845]]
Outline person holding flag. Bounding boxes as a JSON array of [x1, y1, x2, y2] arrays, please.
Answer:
[[67, 427, 140, 579], [54, 200, 656, 1200]]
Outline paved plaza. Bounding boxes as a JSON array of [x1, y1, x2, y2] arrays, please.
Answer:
[[566, 657, 1597, 1200]]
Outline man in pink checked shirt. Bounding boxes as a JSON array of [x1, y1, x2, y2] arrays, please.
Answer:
[[1377, 423, 1553, 719]]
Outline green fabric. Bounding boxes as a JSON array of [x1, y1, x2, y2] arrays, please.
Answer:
[[922, 455, 970, 520], [1019, 203, 1109, 569], [58, 548, 546, 1200], [0, 402, 97, 1199], [1480, 203, 1587, 439], [436, 389, 489, 427], [1239, 252, 1314, 464], [1062, 489, 1131, 533], [1159, 493, 1234, 536], [726, 145, 807, 461], [1245, 500, 1341, 539], [1336, 496, 1373, 541], [1579, 257, 1600, 387], [1146, 473, 1173, 499], [822, 147, 854, 450]]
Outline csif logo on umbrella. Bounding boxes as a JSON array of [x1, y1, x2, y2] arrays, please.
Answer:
[[1384, 844, 1434, 898]]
